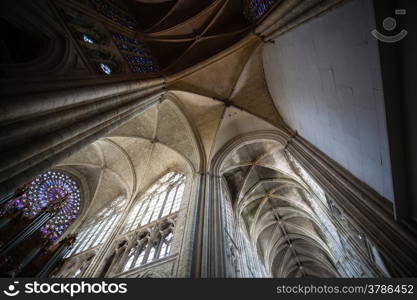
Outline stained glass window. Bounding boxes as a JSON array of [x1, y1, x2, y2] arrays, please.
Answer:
[[243, 0, 277, 22], [60, 6, 118, 75], [65, 196, 126, 257], [287, 153, 328, 206], [121, 219, 175, 273], [100, 63, 112, 75], [159, 232, 173, 258], [82, 33, 94, 44], [1, 171, 81, 241], [222, 182, 267, 277], [123, 172, 185, 234], [90, 0, 137, 29], [111, 32, 159, 74]]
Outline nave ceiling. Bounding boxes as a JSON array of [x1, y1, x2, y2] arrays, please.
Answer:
[[55, 97, 197, 220], [221, 140, 338, 277], [52, 29, 292, 237], [2, 0, 414, 278], [167, 40, 287, 161], [125, 0, 254, 73]]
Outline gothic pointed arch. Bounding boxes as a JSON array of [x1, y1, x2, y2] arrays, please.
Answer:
[[0, 0, 72, 77], [206, 130, 390, 277], [101, 171, 186, 276]]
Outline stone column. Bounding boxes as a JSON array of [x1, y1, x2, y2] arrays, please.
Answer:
[[0, 196, 68, 257], [36, 235, 77, 278], [0, 183, 30, 206], [0, 212, 51, 257], [0, 76, 166, 200], [285, 135, 417, 276], [9, 237, 51, 277], [0, 209, 25, 231], [199, 173, 227, 278]]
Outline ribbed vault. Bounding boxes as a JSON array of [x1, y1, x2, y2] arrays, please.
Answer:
[[55, 97, 199, 221], [167, 41, 285, 162], [134, 0, 253, 72], [221, 140, 339, 277]]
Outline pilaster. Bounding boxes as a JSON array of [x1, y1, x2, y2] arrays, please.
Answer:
[[286, 135, 417, 276]]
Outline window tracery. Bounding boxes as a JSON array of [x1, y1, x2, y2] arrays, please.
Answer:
[[118, 217, 176, 274], [0, 171, 81, 241], [65, 196, 126, 257], [60, 6, 121, 75], [101, 172, 185, 275], [111, 32, 159, 74], [123, 172, 185, 234], [286, 152, 388, 277], [287, 152, 328, 206], [222, 181, 267, 278], [53, 252, 96, 278]]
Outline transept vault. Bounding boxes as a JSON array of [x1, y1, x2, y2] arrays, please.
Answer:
[[0, 0, 417, 278]]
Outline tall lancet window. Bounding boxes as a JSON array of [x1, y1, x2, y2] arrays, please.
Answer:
[[123, 172, 185, 234], [115, 172, 185, 274], [60, 6, 120, 76], [65, 196, 126, 257], [111, 32, 159, 74], [0, 171, 81, 241]]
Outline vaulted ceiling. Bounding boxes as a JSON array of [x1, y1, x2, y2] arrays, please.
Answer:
[[126, 0, 259, 73], [56, 97, 199, 221], [167, 41, 286, 160], [221, 140, 339, 277], [53, 0, 352, 278]]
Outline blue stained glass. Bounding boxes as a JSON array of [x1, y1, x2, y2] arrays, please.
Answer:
[[100, 63, 112, 75], [111, 32, 159, 74], [1, 171, 81, 241], [82, 33, 94, 44], [244, 0, 276, 22], [123, 54, 154, 65]]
